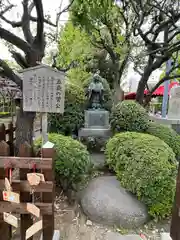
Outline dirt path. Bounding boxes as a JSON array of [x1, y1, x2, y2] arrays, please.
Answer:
[[53, 191, 169, 240], [11, 187, 170, 240]]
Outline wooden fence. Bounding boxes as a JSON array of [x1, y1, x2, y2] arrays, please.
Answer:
[[0, 140, 56, 240], [0, 123, 15, 156]]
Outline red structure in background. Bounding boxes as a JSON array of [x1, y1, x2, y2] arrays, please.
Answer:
[[125, 82, 179, 99]]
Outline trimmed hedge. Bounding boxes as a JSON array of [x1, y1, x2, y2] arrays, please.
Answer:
[[48, 83, 85, 135], [105, 132, 177, 219], [83, 76, 112, 111], [34, 133, 92, 191], [110, 100, 149, 133], [146, 122, 180, 158]]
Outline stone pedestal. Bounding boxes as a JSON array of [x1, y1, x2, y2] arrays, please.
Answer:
[[85, 110, 109, 128], [79, 110, 111, 138]]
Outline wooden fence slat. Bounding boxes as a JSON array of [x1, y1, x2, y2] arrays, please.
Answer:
[[0, 202, 53, 214], [41, 146, 55, 240], [19, 142, 33, 240], [0, 141, 11, 239], [0, 124, 6, 141], [0, 157, 52, 169], [0, 180, 53, 192], [0, 122, 16, 156], [7, 123, 14, 156]]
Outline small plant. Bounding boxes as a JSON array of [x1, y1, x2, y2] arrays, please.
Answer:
[[105, 132, 177, 219], [34, 133, 93, 191], [146, 122, 180, 159], [110, 100, 149, 133]]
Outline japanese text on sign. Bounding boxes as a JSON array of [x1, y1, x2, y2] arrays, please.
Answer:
[[22, 66, 65, 113]]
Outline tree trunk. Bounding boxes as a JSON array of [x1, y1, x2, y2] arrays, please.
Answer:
[[136, 69, 152, 105], [15, 103, 35, 155], [112, 60, 124, 104], [113, 80, 124, 104]]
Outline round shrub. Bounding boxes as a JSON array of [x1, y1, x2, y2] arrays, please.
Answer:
[[48, 83, 85, 135], [83, 76, 112, 111], [110, 100, 149, 133], [146, 122, 180, 159], [34, 133, 92, 191], [105, 132, 177, 219]]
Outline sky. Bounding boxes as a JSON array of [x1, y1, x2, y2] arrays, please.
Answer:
[[0, 0, 69, 59]]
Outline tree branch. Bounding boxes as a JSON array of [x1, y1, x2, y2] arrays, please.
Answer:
[[0, 59, 22, 88], [10, 51, 30, 69], [0, 27, 32, 53], [21, 0, 34, 43], [30, 16, 56, 27], [0, 4, 14, 16], [33, 0, 44, 44], [148, 74, 180, 97], [57, 0, 75, 17]]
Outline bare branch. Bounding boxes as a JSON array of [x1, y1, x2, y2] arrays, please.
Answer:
[[30, 16, 56, 27], [0, 4, 14, 16], [0, 27, 32, 53], [57, 0, 75, 17], [33, 0, 44, 44], [149, 74, 180, 97], [22, 0, 34, 43], [10, 50, 30, 69], [0, 59, 22, 88]]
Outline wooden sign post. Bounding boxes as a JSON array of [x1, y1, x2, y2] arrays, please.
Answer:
[[21, 64, 65, 144]]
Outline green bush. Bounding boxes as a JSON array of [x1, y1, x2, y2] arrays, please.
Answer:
[[105, 132, 177, 219], [146, 122, 180, 158], [34, 133, 92, 191], [83, 76, 112, 111], [48, 83, 85, 135], [110, 100, 149, 133]]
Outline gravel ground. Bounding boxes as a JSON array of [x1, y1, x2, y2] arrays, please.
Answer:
[[11, 189, 171, 240]]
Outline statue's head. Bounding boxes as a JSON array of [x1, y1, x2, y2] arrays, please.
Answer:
[[93, 73, 100, 82]]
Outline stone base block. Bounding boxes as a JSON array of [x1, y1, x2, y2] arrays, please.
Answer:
[[78, 127, 111, 138]]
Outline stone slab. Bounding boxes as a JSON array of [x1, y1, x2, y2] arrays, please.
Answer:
[[78, 128, 111, 138], [85, 110, 109, 128], [105, 232, 141, 240], [160, 233, 172, 240]]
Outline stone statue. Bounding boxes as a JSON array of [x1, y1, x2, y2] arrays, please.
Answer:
[[87, 71, 104, 109]]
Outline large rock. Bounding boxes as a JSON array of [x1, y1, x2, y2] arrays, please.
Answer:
[[80, 176, 148, 228]]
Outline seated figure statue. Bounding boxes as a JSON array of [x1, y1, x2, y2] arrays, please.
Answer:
[[87, 71, 104, 109]]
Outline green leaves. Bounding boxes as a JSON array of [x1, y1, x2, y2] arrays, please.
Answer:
[[105, 132, 177, 219], [110, 100, 149, 133], [34, 133, 92, 191], [57, 22, 93, 68], [71, 0, 128, 58]]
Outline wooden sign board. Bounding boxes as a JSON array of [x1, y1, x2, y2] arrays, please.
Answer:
[[4, 178, 12, 191], [26, 220, 42, 240], [3, 191, 20, 203], [21, 65, 65, 113], [27, 203, 40, 218], [27, 173, 41, 186], [3, 212, 18, 228]]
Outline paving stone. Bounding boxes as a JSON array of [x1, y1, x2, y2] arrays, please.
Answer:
[[105, 232, 142, 240], [160, 233, 172, 240]]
